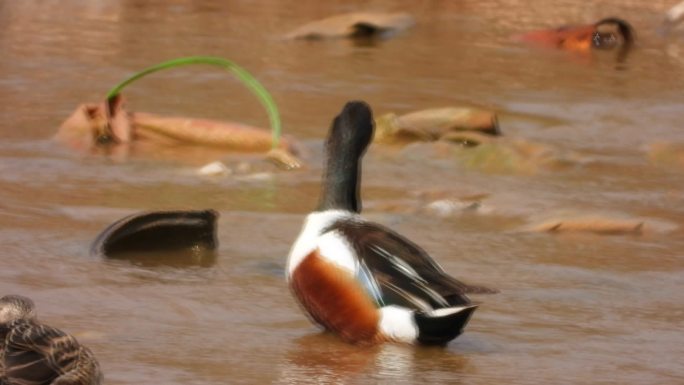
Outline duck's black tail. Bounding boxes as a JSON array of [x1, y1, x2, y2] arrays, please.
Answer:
[[413, 305, 478, 345]]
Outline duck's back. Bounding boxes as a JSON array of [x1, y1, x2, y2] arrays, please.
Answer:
[[2, 320, 102, 385], [328, 218, 493, 310]]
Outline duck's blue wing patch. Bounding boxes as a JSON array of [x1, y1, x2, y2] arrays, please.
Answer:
[[356, 259, 385, 307]]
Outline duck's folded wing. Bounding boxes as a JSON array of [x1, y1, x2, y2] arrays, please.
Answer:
[[4, 321, 80, 383], [332, 221, 496, 310]]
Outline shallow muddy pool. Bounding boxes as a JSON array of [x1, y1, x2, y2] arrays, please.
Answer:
[[1, 0, 683, 384]]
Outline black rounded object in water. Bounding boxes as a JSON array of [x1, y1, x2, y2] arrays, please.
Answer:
[[90, 209, 219, 257]]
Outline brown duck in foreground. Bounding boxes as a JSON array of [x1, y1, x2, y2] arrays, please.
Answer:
[[0, 295, 103, 385]]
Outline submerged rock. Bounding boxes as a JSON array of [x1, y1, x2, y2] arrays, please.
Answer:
[[285, 12, 415, 40], [198, 161, 232, 176], [374, 107, 500, 144], [453, 138, 581, 175]]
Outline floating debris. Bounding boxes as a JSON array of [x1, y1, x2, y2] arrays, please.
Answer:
[[285, 12, 415, 40], [525, 212, 656, 235], [424, 199, 490, 217], [198, 161, 232, 176], [374, 107, 500, 144], [266, 147, 303, 170], [398, 135, 581, 175], [526, 215, 645, 235], [453, 138, 581, 175]]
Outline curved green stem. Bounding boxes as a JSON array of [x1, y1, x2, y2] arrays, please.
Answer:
[[106, 56, 281, 149]]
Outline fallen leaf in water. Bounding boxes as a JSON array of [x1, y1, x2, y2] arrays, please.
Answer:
[[529, 217, 645, 235], [285, 12, 414, 40], [374, 107, 500, 144], [267, 147, 304, 170], [522, 210, 678, 235], [56, 95, 303, 168]]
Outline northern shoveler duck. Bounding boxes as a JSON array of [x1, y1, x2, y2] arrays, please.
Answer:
[[0, 295, 103, 385], [286, 101, 494, 345], [516, 17, 635, 54]]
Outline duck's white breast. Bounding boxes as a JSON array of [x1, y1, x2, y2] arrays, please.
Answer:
[[287, 210, 358, 278]]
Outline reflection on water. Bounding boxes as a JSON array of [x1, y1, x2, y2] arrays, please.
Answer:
[[1, 0, 684, 384], [277, 334, 472, 385], [102, 248, 218, 268], [277, 334, 378, 384]]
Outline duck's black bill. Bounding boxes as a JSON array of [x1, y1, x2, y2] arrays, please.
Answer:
[[91, 210, 219, 267]]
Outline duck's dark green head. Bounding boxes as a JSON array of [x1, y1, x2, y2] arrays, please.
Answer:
[[327, 101, 374, 156], [0, 295, 37, 324], [318, 101, 375, 213]]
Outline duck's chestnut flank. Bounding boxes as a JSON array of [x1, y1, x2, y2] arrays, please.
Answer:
[[291, 250, 381, 344]]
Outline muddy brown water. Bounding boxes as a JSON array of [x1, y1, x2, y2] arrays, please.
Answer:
[[1, 1, 683, 384]]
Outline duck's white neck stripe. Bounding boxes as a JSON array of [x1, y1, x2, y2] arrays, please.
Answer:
[[286, 210, 357, 277]]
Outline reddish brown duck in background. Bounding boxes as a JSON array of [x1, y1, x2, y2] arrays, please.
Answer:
[[515, 17, 635, 55]]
